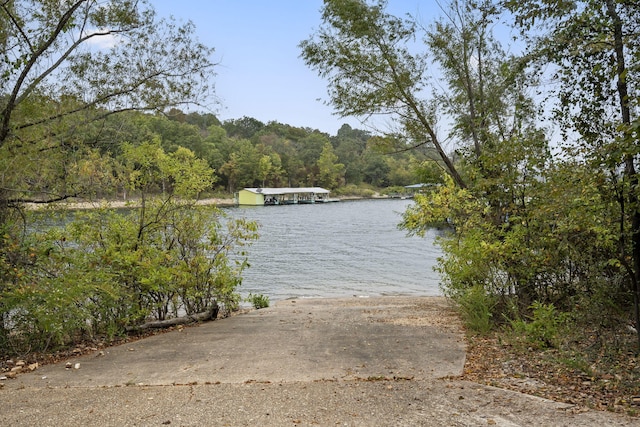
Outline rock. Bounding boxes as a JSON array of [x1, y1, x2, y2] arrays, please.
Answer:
[[10, 366, 22, 373], [74, 363, 81, 370], [15, 360, 26, 367], [65, 362, 73, 370], [27, 363, 38, 371]]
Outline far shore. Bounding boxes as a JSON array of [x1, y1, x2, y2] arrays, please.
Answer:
[[26, 197, 237, 211], [25, 194, 402, 211]]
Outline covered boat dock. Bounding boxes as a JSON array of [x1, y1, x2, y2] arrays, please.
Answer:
[[236, 187, 334, 206]]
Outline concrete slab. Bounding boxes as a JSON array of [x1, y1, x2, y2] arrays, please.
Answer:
[[8, 297, 465, 388], [2, 297, 637, 426]]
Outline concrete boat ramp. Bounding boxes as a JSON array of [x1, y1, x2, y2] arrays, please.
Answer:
[[2, 297, 636, 426]]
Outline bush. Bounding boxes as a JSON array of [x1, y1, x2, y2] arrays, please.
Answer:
[[509, 302, 567, 349], [455, 284, 496, 334], [0, 143, 262, 358], [246, 293, 270, 309], [0, 202, 259, 356], [380, 186, 407, 196], [332, 184, 376, 197]]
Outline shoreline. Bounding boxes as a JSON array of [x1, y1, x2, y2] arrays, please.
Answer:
[[26, 197, 237, 211], [26, 194, 404, 211]]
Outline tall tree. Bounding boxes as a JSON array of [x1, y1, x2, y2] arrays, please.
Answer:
[[428, 0, 549, 226], [257, 155, 274, 187], [223, 116, 265, 139], [300, 0, 466, 188], [317, 141, 345, 188], [504, 0, 640, 348], [0, 0, 215, 208]]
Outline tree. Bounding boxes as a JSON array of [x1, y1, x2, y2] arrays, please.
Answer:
[[256, 150, 284, 187], [0, 141, 258, 355], [504, 0, 640, 348], [223, 116, 265, 139], [253, 132, 300, 186], [202, 124, 232, 173], [385, 156, 413, 186], [144, 115, 207, 157], [428, 0, 550, 226], [219, 153, 241, 193], [326, 0, 553, 328], [362, 151, 390, 187], [219, 139, 260, 192], [333, 124, 370, 184], [299, 133, 328, 166], [258, 155, 274, 187], [294, 132, 331, 185], [410, 157, 445, 185], [300, 0, 466, 187], [317, 141, 345, 189], [0, 0, 216, 208]]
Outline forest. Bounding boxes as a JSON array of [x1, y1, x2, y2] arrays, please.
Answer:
[[1, 0, 640, 412], [20, 107, 436, 200]]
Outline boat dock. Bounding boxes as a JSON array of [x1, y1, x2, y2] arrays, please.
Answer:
[[236, 187, 338, 206]]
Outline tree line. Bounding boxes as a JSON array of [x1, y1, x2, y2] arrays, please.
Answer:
[[1, 98, 439, 205], [102, 109, 440, 197]]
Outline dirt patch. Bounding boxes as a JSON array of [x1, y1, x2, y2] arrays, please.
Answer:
[[461, 333, 640, 417], [365, 297, 462, 333]]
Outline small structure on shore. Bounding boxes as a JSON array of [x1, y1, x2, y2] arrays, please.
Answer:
[[236, 187, 333, 206], [404, 183, 439, 195], [404, 183, 436, 191]]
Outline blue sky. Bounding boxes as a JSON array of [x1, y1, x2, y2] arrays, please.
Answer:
[[151, 1, 434, 135]]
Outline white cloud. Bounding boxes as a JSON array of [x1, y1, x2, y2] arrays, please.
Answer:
[[81, 28, 123, 50]]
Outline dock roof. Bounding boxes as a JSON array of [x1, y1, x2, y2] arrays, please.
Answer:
[[404, 183, 438, 188], [243, 187, 330, 195]]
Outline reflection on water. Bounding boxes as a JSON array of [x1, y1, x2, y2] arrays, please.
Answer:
[[224, 198, 443, 301]]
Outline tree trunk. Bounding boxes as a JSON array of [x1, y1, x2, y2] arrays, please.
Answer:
[[125, 305, 219, 332]]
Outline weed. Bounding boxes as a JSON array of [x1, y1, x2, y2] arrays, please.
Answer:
[[510, 302, 567, 349], [455, 284, 496, 334], [246, 293, 270, 309]]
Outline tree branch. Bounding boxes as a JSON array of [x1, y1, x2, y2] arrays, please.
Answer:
[[1, 1, 86, 146]]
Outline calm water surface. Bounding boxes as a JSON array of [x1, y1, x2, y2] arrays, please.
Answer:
[[225, 198, 443, 301]]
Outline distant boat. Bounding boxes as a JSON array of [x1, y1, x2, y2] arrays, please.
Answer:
[[315, 196, 340, 203]]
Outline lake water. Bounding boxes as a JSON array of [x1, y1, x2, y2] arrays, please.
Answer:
[[224, 198, 443, 302]]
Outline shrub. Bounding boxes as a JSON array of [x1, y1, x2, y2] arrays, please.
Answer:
[[455, 284, 496, 335], [246, 293, 270, 309], [510, 302, 567, 349], [0, 202, 259, 357], [0, 143, 262, 358], [332, 184, 376, 197]]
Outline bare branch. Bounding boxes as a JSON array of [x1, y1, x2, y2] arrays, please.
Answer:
[[1, 1, 86, 145]]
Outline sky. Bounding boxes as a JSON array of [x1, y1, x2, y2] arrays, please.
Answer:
[[151, 1, 435, 136]]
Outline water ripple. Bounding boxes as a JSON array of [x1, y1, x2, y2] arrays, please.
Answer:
[[224, 199, 443, 301]]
